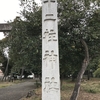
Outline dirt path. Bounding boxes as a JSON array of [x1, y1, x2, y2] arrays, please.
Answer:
[[0, 80, 34, 100]]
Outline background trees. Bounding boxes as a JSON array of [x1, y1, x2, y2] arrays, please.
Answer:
[[9, 1, 42, 77], [58, 0, 100, 99], [58, 0, 100, 79], [0, 0, 100, 98], [0, 0, 42, 78], [0, 0, 99, 79]]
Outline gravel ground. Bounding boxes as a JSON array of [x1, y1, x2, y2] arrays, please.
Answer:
[[0, 80, 34, 100]]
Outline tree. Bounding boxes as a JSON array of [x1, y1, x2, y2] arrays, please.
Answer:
[[1, 0, 100, 99], [6, 0, 42, 78], [58, 0, 100, 99]]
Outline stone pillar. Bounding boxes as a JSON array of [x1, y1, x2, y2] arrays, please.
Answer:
[[42, 0, 60, 100]]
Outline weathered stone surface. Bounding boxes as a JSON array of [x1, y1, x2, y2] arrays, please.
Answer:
[[42, 0, 60, 100], [0, 23, 12, 32]]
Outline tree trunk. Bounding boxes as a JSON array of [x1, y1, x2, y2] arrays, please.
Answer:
[[2, 58, 9, 81], [70, 39, 89, 100], [87, 70, 90, 80], [20, 67, 24, 80]]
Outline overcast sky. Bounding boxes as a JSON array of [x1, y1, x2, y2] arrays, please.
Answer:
[[0, 0, 41, 40]]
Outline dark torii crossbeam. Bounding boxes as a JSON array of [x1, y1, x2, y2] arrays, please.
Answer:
[[0, 23, 12, 32]]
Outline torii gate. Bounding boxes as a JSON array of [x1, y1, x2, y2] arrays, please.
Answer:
[[0, 23, 12, 32]]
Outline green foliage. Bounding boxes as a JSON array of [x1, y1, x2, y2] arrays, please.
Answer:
[[61, 81, 74, 91], [7, 0, 42, 75], [0, 0, 100, 77], [58, 0, 100, 78], [88, 57, 100, 73], [93, 68, 100, 78], [87, 88, 98, 93], [83, 81, 100, 93]]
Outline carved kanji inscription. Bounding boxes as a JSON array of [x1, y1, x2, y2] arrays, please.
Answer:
[[49, 77, 59, 100], [49, 77, 59, 92], [48, 29, 57, 41], [43, 50, 49, 67], [43, 29, 49, 43], [44, 14, 56, 21], [49, 50, 57, 69], [44, 77, 59, 93], [43, 50, 57, 69], [43, 29, 57, 43], [44, 77, 50, 93], [43, 0, 55, 3]]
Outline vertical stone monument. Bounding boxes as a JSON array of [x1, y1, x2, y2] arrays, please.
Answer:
[[42, 0, 60, 100]]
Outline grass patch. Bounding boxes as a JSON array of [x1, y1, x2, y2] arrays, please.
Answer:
[[0, 82, 14, 88], [20, 78, 100, 100], [83, 86, 100, 93], [0, 80, 24, 88], [82, 79, 100, 93], [61, 80, 74, 91]]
